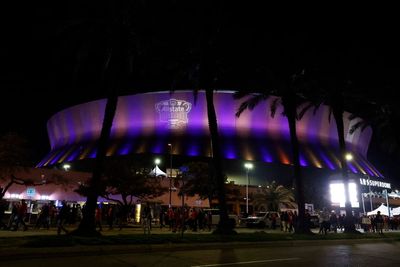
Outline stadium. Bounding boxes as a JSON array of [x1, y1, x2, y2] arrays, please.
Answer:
[[38, 91, 378, 175], [30, 91, 393, 213]]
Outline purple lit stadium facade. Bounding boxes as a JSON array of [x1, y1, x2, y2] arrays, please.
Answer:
[[38, 91, 381, 179]]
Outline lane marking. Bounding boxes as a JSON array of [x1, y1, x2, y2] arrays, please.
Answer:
[[191, 257, 301, 267]]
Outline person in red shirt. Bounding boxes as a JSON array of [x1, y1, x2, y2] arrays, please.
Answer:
[[15, 200, 28, 231], [95, 205, 103, 231]]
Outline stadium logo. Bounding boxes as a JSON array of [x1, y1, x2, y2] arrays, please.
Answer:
[[155, 99, 192, 129]]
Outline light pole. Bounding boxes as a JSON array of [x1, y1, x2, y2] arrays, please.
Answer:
[[344, 153, 353, 211], [154, 158, 161, 177], [63, 164, 71, 171], [367, 176, 373, 211], [384, 189, 391, 218], [361, 192, 366, 215], [168, 143, 172, 207], [244, 163, 253, 214]]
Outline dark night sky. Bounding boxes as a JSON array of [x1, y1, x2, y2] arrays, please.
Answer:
[[1, 3, 399, 184]]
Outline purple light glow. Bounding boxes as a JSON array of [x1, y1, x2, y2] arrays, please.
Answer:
[[187, 144, 199, 156], [316, 147, 336, 170], [67, 147, 81, 162], [118, 142, 133, 155], [224, 146, 237, 159], [347, 162, 358, 174], [260, 148, 274, 163], [88, 148, 98, 159], [49, 147, 68, 165], [299, 153, 307, 167], [151, 143, 164, 154]]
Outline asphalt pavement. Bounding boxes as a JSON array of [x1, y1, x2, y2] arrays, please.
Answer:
[[1, 224, 399, 266], [0, 239, 399, 267]]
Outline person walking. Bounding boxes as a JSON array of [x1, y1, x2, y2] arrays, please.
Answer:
[[329, 211, 338, 233], [57, 201, 69, 235], [95, 205, 103, 231], [15, 200, 28, 231], [320, 208, 330, 235], [0, 200, 8, 230], [375, 211, 384, 234], [35, 203, 50, 230], [107, 205, 115, 230]]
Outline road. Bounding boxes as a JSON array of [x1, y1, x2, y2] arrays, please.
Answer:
[[1, 241, 399, 267]]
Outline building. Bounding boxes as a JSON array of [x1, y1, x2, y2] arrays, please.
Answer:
[[35, 90, 389, 214]]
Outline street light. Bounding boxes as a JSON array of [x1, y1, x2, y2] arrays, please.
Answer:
[[63, 164, 71, 171], [345, 153, 353, 161], [344, 153, 353, 211], [154, 158, 161, 176], [244, 162, 253, 214], [366, 175, 373, 211], [168, 143, 173, 207]]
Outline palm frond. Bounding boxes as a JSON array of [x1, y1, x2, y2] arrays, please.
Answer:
[[235, 94, 267, 117], [348, 113, 358, 121], [270, 98, 280, 118], [328, 108, 333, 123], [298, 102, 314, 120], [349, 120, 366, 134]]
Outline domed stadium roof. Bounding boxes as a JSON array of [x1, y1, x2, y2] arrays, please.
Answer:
[[37, 91, 382, 177]]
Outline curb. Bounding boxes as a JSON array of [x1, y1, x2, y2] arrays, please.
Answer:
[[0, 237, 398, 261]]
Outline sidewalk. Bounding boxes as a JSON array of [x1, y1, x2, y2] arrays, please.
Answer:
[[1, 225, 399, 260], [1, 224, 399, 238]]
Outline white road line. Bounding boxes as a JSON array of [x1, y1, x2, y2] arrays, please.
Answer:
[[191, 257, 301, 267]]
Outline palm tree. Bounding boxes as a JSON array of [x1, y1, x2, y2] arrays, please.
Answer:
[[0, 133, 31, 200], [63, 2, 142, 236], [349, 103, 400, 158], [253, 181, 295, 212], [234, 70, 311, 234], [300, 79, 365, 233], [169, 3, 233, 234]]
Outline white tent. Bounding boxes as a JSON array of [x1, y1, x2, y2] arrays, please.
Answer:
[[149, 165, 167, 177], [367, 203, 390, 216], [392, 207, 400, 216]]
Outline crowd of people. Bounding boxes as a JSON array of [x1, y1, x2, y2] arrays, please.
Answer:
[[2, 199, 400, 235], [360, 211, 400, 233], [316, 208, 400, 234], [151, 206, 214, 233], [0, 200, 84, 234]]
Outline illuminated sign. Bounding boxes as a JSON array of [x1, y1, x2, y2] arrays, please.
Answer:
[[359, 178, 391, 189], [155, 99, 192, 129], [330, 182, 359, 208], [26, 187, 36, 197]]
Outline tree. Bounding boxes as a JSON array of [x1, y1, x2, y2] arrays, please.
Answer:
[[252, 181, 295, 212], [170, 3, 233, 234], [0, 133, 69, 200], [300, 78, 364, 233], [102, 158, 167, 205], [349, 103, 400, 159], [76, 158, 167, 225], [0, 133, 31, 200], [62, 2, 143, 236], [180, 161, 223, 206], [234, 70, 311, 234]]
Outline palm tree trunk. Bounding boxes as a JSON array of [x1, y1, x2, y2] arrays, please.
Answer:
[[332, 108, 357, 233], [74, 90, 118, 236], [205, 89, 233, 234], [284, 99, 310, 234]]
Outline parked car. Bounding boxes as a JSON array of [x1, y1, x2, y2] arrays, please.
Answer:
[[244, 211, 281, 228], [203, 209, 239, 226]]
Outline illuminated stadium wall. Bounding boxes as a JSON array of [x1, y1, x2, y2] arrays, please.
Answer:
[[38, 91, 382, 177]]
